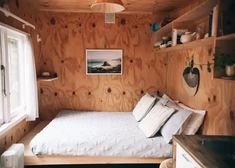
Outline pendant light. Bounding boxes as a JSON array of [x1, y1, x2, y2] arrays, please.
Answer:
[[91, 0, 125, 13]]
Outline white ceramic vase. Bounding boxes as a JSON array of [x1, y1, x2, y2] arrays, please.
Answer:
[[225, 65, 235, 76]]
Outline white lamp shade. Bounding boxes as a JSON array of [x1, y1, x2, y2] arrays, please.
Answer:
[[91, 0, 125, 13]]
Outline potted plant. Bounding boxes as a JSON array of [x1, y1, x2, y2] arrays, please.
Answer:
[[214, 53, 235, 77]]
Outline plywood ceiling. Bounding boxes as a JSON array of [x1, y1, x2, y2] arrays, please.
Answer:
[[30, 0, 192, 14]]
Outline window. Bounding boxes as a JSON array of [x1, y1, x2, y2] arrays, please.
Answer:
[[0, 25, 27, 126]]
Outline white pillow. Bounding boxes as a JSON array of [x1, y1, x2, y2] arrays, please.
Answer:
[[178, 103, 206, 135], [160, 109, 192, 143], [132, 93, 156, 122], [158, 94, 179, 110], [162, 94, 180, 103], [139, 103, 175, 138]]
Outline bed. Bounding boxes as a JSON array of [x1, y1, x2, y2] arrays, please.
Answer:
[[21, 110, 172, 165]]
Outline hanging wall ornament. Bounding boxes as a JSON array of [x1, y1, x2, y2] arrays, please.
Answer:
[[182, 56, 200, 96]]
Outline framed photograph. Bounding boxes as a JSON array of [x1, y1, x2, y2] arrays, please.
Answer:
[[86, 49, 123, 75]]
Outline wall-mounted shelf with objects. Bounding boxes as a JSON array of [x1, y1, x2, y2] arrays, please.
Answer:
[[213, 0, 235, 81], [153, 0, 216, 52], [214, 37, 235, 81], [37, 73, 58, 82], [155, 37, 215, 54]]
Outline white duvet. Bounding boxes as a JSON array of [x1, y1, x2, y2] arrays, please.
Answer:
[[30, 111, 172, 157]]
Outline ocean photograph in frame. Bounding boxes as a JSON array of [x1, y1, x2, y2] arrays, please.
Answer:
[[86, 49, 123, 75]]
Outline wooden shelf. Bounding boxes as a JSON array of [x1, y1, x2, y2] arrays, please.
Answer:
[[155, 37, 215, 54], [216, 33, 235, 41], [37, 74, 58, 82], [175, 0, 214, 23], [214, 77, 235, 82], [153, 0, 215, 43]]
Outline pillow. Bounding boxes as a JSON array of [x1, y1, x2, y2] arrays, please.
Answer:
[[162, 94, 174, 101], [162, 94, 180, 103], [160, 109, 192, 143], [178, 103, 206, 135], [158, 94, 180, 110], [139, 103, 175, 138], [132, 93, 156, 122], [149, 91, 161, 100], [158, 97, 168, 106]]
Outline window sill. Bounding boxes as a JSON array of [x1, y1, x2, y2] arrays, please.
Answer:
[[0, 113, 26, 136]]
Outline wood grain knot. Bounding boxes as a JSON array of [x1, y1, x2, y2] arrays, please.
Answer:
[[40, 89, 43, 94], [230, 111, 234, 120], [92, 23, 96, 28], [121, 18, 126, 25], [79, 23, 82, 27], [107, 88, 112, 93], [44, 62, 47, 65], [64, 25, 68, 29], [11, 136, 13, 141], [16, 0, 19, 8], [24, 128, 26, 133], [157, 90, 160, 95], [213, 95, 216, 101], [208, 97, 211, 102], [88, 92, 91, 95], [134, 25, 138, 29], [61, 60, 64, 63], [50, 17, 56, 25], [72, 91, 76, 95], [130, 59, 133, 63], [141, 90, 144, 94], [54, 92, 58, 96], [123, 91, 126, 95]]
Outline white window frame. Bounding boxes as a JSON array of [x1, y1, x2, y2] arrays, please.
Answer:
[[6, 31, 26, 119], [0, 23, 28, 128]]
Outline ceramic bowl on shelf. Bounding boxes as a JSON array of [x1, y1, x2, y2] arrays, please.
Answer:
[[41, 72, 50, 77], [180, 32, 196, 44]]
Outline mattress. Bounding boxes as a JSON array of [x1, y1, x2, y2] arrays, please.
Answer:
[[30, 111, 172, 157]]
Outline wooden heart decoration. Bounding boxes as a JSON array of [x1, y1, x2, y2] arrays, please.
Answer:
[[182, 66, 200, 96]]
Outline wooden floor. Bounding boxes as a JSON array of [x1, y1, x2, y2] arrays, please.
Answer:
[[19, 122, 168, 166]]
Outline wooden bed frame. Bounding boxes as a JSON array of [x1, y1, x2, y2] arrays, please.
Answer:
[[19, 121, 169, 165]]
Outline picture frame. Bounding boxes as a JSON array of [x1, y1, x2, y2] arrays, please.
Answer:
[[86, 49, 123, 75]]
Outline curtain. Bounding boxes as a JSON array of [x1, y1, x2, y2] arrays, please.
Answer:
[[25, 36, 39, 121]]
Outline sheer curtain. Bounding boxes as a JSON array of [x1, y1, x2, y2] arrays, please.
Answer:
[[25, 36, 39, 121]]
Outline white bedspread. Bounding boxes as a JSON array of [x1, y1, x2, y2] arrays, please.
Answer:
[[30, 111, 172, 157]]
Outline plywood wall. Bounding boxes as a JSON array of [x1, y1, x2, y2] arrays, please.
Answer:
[[36, 13, 167, 120], [158, 1, 235, 135], [0, 0, 38, 154], [158, 43, 235, 135], [0, 120, 37, 154], [36, 1, 234, 135]]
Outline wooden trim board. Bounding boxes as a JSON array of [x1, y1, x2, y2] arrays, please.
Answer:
[[19, 122, 169, 165], [24, 156, 168, 165]]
